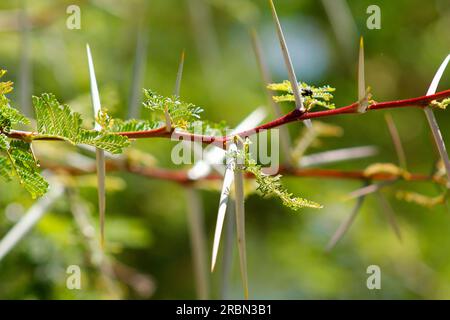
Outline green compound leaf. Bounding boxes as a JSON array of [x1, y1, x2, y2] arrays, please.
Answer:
[[0, 70, 29, 133], [33, 93, 129, 154], [186, 120, 228, 136], [0, 133, 9, 150], [4, 140, 48, 198], [78, 130, 130, 154], [233, 139, 322, 210], [0, 156, 12, 181], [268, 81, 336, 111], [143, 89, 203, 130], [34, 93, 81, 141], [111, 118, 160, 132], [0, 71, 47, 198], [430, 98, 450, 110]]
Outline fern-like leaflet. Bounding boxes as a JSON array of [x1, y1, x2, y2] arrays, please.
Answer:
[[143, 89, 203, 130], [230, 138, 322, 210], [33, 93, 130, 154], [268, 81, 336, 110]]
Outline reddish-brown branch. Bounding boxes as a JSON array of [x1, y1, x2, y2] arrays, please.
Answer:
[[7, 89, 449, 148], [42, 160, 443, 185]]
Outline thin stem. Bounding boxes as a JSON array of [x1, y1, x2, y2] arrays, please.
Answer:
[[43, 160, 443, 185]]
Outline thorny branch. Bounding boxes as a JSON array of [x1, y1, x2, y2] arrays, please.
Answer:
[[6, 89, 450, 149], [42, 159, 445, 186]]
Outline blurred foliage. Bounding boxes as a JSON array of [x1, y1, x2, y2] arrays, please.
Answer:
[[0, 0, 450, 299]]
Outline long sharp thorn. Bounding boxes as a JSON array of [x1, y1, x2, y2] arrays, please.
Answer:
[[300, 146, 378, 167], [424, 54, 450, 187], [357, 36, 368, 113], [86, 45, 101, 130], [427, 54, 450, 95], [234, 142, 248, 299], [211, 144, 236, 272], [269, 0, 303, 111], [269, 0, 312, 127], [86, 44, 107, 249], [207, 110, 266, 267], [250, 29, 293, 166], [326, 189, 366, 251], [174, 50, 185, 97]]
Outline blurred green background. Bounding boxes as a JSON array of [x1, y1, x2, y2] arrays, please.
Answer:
[[0, 0, 450, 299]]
